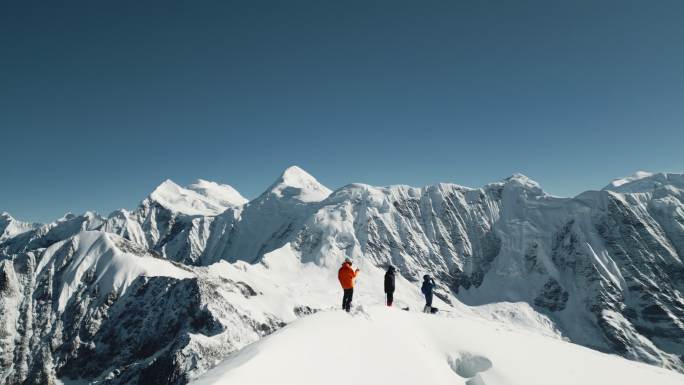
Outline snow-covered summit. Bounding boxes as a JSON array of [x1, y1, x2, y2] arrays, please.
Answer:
[[265, 166, 332, 202], [147, 178, 246, 216], [0, 212, 38, 241], [603, 171, 684, 194], [187, 179, 248, 207], [1, 212, 16, 229], [492, 173, 545, 195]]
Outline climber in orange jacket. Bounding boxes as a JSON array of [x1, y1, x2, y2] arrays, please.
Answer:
[[338, 257, 360, 312]]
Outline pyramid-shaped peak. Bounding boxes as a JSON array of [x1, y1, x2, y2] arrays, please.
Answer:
[[150, 179, 183, 197], [268, 165, 332, 202], [280, 165, 319, 185]]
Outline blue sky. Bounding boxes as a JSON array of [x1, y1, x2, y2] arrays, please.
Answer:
[[2, 0, 683, 222]]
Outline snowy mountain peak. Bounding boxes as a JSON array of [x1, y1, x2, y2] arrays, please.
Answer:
[[491, 173, 545, 195], [603, 171, 684, 194], [267, 165, 332, 202], [1, 212, 15, 227], [0, 212, 14, 232], [608, 171, 656, 188], [147, 178, 245, 216], [58, 212, 78, 221], [505, 173, 540, 186], [0, 212, 39, 241], [187, 179, 248, 207], [152, 178, 182, 193]]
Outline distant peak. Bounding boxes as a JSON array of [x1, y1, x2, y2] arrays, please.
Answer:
[[147, 177, 246, 215], [186, 179, 248, 206], [280, 165, 315, 182], [267, 165, 332, 202], [151, 179, 183, 194], [0, 211, 38, 240], [606, 171, 656, 189], [190, 178, 218, 187], [482, 173, 546, 197], [603, 171, 684, 193], [508, 172, 531, 179], [503, 173, 542, 189]]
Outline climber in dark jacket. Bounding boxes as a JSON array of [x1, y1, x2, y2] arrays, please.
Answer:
[[421, 274, 435, 313], [384, 265, 396, 306]]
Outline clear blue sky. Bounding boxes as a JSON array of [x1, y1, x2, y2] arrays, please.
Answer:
[[2, 1, 683, 222]]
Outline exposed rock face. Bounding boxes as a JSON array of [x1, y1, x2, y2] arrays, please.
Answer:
[[534, 279, 569, 311]]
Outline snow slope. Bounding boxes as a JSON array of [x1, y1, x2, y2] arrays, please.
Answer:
[[36, 231, 194, 311], [207, 166, 332, 264], [192, 306, 684, 385]]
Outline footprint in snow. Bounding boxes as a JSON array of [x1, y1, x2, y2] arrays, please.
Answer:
[[448, 352, 493, 385]]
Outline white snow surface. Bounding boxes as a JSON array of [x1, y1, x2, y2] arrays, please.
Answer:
[[607, 171, 657, 188], [0, 212, 38, 241], [148, 179, 246, 216], [5, 168, 684, 384], [604, 171, 684, 194], [37, 231, 194, 311], [192, 307, 683, 385], [187, 244, 683, 385], [267, 165, 332, 202], [187, 179, 249, 207]]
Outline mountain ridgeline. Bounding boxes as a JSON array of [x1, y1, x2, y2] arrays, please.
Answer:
[[1, 167, 683, 385]]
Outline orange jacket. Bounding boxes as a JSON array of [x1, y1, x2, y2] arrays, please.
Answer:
[[338, 262, 359, 289]]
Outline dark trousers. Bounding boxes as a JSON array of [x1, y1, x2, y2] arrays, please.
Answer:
[[342, 288, 354, 312], [424, 293, 433, 312], [386, 291, 394, 306]]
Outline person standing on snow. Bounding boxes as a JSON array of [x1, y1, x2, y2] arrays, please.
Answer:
[[338, 257, 360, 312], [384, 265, 396, 306], [421, 274, 435, 313]]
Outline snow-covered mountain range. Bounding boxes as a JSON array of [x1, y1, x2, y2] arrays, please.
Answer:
[[1, 167, 683, 385]]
